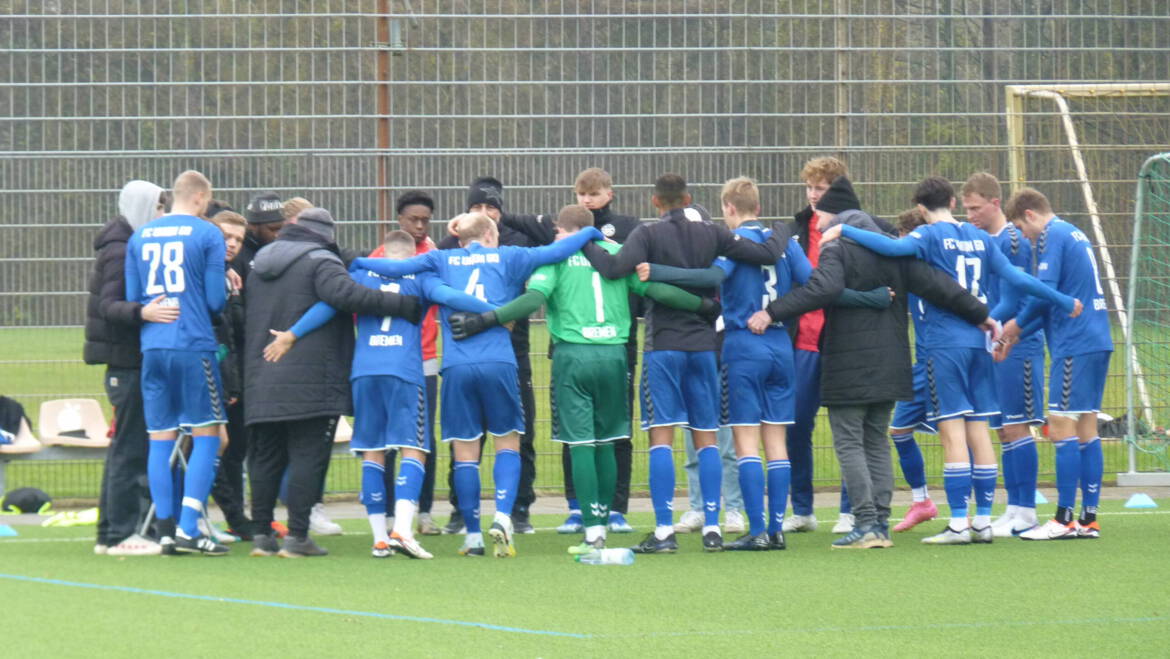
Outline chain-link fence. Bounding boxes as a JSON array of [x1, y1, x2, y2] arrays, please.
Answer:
[[3, 1, 1168, 499]]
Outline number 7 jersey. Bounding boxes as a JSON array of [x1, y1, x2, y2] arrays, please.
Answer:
[[125, 213, 226, 352]]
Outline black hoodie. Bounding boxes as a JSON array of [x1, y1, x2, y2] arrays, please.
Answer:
[[83, 217, 143, 369]]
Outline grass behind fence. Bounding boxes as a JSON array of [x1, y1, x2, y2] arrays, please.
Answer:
[[1, 325, 1153, 501]]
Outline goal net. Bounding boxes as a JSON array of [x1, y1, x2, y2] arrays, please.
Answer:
[[1004, 84, 1170, 482]]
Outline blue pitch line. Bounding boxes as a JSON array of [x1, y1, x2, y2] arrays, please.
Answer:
[[0, 573, 590, 639]]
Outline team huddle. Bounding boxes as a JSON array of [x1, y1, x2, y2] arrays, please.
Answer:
[[119, 157, 1111, 559]]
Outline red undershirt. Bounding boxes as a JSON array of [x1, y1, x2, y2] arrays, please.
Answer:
[[794, 215, 825, 353]]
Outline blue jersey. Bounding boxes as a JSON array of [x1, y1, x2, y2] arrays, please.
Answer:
[[987, 223, 1043, 356], [1029, 217, 1113, 358], [349, 269, 429, 385], [125, 213, 226, 352], [905, 222, 996, 350], [714, 223, 811, 331]]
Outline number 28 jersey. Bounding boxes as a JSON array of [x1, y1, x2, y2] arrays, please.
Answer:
[[906, 221, 994, 351], [125, 213, 226, 352]]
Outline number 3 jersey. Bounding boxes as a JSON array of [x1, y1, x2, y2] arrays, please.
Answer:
[[125, 213, 226, 352], [715, 223, 811, 331]]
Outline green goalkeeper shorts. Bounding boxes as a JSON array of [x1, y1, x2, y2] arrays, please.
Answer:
[[551, 342, 630, 444]]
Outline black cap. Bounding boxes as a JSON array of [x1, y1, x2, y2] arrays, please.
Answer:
[[466, 176, 504, 211], [817, 176, 861, 215], [245, 191, 284, 225]]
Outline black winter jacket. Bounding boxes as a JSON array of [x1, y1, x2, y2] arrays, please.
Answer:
[[242, 225, 420, 425], [766, 210, 989, 406], [83, 217, 143, 369], [501, 204, 642, 245]]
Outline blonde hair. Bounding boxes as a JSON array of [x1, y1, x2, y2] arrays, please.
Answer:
[[574, 168, 613, 194], [173, 170, 211, 202], [720, 177, 760, 215], [555, 204, 594, 231], [383, 230, 416, 259], [282, 197, 314, 220], [455, 212, 496, 245], [1003, 187, 1053, 221], [210, 210, 247, 230], [799, 157, 847, 185], [961, 172, 1003, 202]]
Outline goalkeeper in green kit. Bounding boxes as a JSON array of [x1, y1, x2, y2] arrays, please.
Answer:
[[450, 204, 718, 553]]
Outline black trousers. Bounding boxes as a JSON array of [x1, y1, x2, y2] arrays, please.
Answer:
[[446, 358, 537, 517], [210, 398, 250, 528], [97, 367, 152, 545], [560, 339, 637, 514], [249, 416, 337, 538], [381, 373, 439, 514]]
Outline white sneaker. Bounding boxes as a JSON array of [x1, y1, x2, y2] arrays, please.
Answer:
[[94, 544, 108, 555], [990, 510, 1017, 538], [198, 518, 239, 544], [417, 513, 440, 536], [673, 510, 704, 533], [921, 525, 972, 545], [723, 510, 746, 534], [1019, 519, 1077, 541], [309, 503, 343, 536], [782, 514, 818, 533], [832, 513, 855, 534], [107, 533, 163, 556]]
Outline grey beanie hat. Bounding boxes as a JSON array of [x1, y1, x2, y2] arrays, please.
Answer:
[[296, 207, 336, 241]]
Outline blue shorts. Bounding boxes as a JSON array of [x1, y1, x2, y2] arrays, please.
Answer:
[[640, 350, 719, 431], [440, 362, 525, 442], [351, 375, 429, 454], [890, 362, 937, 434], [720, 330, 795, 426], [140, 350, 226, 433], [1049, 351, 1112, 414], [989, 348, 1045, 429], [924, 347, 999, 422]]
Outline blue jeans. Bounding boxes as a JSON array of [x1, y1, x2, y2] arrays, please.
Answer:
[[682, 426, 743, 512]]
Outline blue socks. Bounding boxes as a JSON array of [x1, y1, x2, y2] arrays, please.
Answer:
[[972, 464, 998, 517], [148, 439, 176, 522], [1079, 437, 1103, 513], [178, 435, 219, 538], [766, 459, 791, 534], [453, 461, 481, 534], [493, 449, 521, 516], [943, 462, 971, 522], [839, 481, 851, 515], [736, 456, 765, 536], [1014, 436, 1039, 509], [360, 460, 387, 516], [891, 432, 927, 490], [396, 457, 426, 505], [1001, 439, 1020, 507], [1054, 437, 1080, 510], [696, 445, 722, 527], [648, 445, 675, 529]]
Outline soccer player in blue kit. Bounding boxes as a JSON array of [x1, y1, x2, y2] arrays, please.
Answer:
[[999, 188, 1113, 540], [124, 170, 229, 555], [824, 176, 1081, 545], [961, 173, 1046, 536], [265, 231, 494, 559], [350, 213, 603, 557]]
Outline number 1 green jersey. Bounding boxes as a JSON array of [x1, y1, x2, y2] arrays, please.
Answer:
[[526, 240, 646, 345]]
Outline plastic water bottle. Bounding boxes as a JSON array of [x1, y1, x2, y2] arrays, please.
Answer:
[[574, 548, 635, 565]]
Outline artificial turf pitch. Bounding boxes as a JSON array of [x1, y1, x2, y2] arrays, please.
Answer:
[[2, 500, 1167, 657]]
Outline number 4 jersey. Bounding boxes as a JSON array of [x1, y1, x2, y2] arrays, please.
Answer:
[[125, 213, 226, 352]]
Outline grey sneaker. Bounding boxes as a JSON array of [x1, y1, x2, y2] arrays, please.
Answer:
[[442, 510, 465, 535], [417, 513, 441, 536], [250, 533, 280, 557], [278, 535, 329, 558]]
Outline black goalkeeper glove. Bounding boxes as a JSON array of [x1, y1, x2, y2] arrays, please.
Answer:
[[449, 310, 499, 340], [394, 295, 423, 325], [697, 297, 722, 323]]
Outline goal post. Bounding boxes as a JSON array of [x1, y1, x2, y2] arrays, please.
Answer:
[[1005, 84, 1170, 485]]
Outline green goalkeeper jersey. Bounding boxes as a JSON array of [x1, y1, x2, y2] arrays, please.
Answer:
[[526, 240, 646, 345]]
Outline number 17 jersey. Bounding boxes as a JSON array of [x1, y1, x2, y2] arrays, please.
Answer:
[[906, 221, 993, 351]]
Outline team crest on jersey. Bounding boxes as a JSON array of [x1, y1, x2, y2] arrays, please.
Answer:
[[601, 223, 616, 237]]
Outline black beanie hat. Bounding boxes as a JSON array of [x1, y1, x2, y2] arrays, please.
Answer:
[[817, 176, 861, 215], [245, 191, 284, 225], [466, 176, 504, 211]]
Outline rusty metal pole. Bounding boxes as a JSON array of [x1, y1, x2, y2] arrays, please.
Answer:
[[376, 0, 392, 243]]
